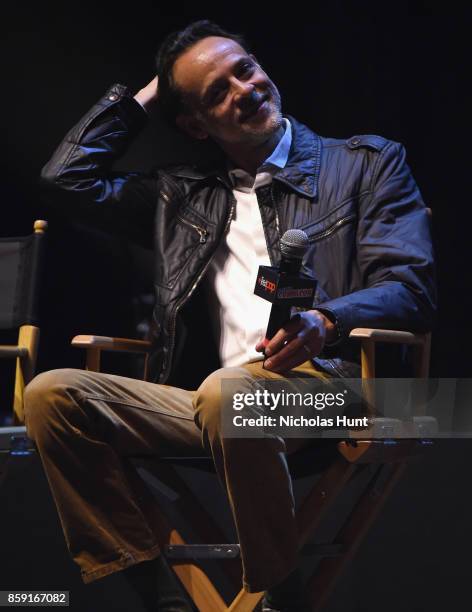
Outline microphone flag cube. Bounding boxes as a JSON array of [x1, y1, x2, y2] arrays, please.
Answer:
[[254, 265, 317, 308]]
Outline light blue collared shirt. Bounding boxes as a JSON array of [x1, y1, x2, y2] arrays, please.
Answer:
[[260, 117, 292, 171], [227, 117, 292, 186]]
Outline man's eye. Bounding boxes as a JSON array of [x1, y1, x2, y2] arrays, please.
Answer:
[[240, 63, 255, 76]]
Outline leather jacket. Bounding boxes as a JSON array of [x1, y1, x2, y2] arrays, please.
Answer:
[[40, 83, 437, 384]]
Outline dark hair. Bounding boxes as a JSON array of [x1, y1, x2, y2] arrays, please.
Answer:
[[155, 20, 250, 126]]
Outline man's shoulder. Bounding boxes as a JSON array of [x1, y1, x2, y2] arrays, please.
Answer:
[[288, 115, 398, 158], [320, 133, 392, 153], [151, 154, 226, 183], [150, 163, 217, 186]]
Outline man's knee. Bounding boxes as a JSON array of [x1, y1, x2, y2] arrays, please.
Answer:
[[193, 366, 253, 433], [24, 368, 87, 442]]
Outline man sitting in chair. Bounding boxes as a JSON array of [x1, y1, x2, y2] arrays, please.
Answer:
[[24, 20, 436, 612]]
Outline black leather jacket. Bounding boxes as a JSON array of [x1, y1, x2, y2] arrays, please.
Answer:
[[41, 83, 436, 384]]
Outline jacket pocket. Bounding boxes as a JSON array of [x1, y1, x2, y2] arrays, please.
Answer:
[[300, 199, 357, 243], [155, 211, 210, 290], [175, 213, 208, 244]]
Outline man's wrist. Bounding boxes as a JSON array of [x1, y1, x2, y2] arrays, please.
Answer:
[[133, 77, 159, 113], [311, 309, 341, 347], [133, 91, 155, 113], [313, 310, 335, 343]]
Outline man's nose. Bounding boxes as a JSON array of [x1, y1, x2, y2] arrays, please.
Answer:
[[233, 79, 256, 103]]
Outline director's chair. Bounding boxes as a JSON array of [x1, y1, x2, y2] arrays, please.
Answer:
[[0, 220, 47, 494], [70, 324, 432, 611], [0, 220, 47, 426]]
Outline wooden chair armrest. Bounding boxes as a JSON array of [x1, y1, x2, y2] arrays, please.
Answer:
[[348, 328, 431, 379], [71, 335, 152, 353], [0, 346, 29, 358], [349, 328, 426, 345], [71, 335, 152, 377]]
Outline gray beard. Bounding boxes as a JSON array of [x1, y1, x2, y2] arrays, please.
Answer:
[[238, 94, 284, 145]]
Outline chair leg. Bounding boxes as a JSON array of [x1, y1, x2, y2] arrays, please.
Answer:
[[225, 458, 356, 612], [227, 588, 264, 611], [413, 333, 431, 379], [148, 460, 243, 590], [85, 347, 101, 372], [158, 519, 228, 611], [13, 325, 40, 424], [138, 463, 268, 611], [141, 484, 228, 611], [307, 462, 406, 611], [297, 456, 357, 546], [171, 554, 228, 611]]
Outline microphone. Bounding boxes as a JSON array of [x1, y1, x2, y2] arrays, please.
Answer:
[[254, 229, 317, 342], [279, 228, 310, 274]]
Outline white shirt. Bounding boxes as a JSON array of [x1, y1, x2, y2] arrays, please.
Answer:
[[206, 119, 293, 367]]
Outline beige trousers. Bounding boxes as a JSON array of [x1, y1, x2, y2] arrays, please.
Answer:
[[23, 359, 329, 593]]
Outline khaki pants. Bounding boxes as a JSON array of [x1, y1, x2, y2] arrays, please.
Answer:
[[24, 360, 329, 593]]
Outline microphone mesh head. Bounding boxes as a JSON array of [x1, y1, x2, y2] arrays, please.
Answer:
[[280, 229, 310, 260]]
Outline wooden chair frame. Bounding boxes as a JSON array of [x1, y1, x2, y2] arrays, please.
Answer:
[[0, 220, 47, 425], [71, 325, 432, 611]]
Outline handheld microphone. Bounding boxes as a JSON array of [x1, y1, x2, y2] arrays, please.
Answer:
[[254, 229, 317, 341]]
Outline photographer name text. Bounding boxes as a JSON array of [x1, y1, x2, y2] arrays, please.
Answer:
[[232, 414, 369, 428]]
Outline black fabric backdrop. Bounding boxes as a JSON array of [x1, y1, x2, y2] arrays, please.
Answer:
[[2, 6, 470, 383], [0, 5, 471, 610]]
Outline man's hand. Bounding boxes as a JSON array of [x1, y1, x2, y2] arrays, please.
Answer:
[[133, 76, 159, 112], [255, 310, 336, 373]]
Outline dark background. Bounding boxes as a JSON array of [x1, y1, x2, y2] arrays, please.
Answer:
[[1, 4, 471, 611], [1, 5, 470, 385]]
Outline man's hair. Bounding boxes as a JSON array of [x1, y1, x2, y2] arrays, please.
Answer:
[[155, 20, 250, 126]]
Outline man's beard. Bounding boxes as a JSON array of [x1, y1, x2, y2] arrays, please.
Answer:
[[239, 86, 283, 144]]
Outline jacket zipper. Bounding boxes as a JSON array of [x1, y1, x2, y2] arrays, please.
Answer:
[[255, 182, 280, 267], [270, 182, 281, 262], [270, 182, 281, 241], [176, 214, 208, 243], [162, 188, 236, 381], [160, 190, 171, 204], [308, 214, 355, 243], [160, 189, 208, 243]]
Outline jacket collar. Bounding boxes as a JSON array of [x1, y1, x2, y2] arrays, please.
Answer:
[[166, 114, 321, 199]]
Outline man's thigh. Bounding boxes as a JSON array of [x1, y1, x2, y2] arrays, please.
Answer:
[[241, 358, 330, 380], [194, 359, 331, 454], [24, 368, 207, 458], [241, 359, 332, 454]]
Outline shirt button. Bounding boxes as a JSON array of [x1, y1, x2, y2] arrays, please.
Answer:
[[108, 94, 118, 101], [351, 137, 361, 146]]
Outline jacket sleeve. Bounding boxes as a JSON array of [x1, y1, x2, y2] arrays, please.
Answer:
[[40, 83, 157, 249], [316, 140, 437, 343]]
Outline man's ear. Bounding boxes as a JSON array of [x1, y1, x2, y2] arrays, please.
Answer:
[[175, 113, 209, 140]]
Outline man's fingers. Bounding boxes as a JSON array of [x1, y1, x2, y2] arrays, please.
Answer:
[[264, 315, 302, 357], [264, 327, 325, 372], [272, 334, 306, 361], [255, 337, 269, 352], [265, 333, 311, 369], [264, 346, 312, 373]]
